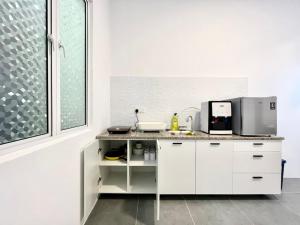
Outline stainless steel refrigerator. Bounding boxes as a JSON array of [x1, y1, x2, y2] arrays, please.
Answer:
[[229, 97, 277, 136]]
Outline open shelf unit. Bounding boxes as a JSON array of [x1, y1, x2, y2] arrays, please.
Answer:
[[129, 155, 157, 166], [98, 139, 158, 194], [99, 166, 127, 193], [128, 140, 157, 166], [98, 140, 127, 167], [99, 159, 127, 166], [129, 167, 156, 193]]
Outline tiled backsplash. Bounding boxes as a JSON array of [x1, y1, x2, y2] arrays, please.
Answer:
[[111, 76, 248, 130]]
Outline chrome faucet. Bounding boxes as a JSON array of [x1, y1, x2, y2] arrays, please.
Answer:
[[181, 106, 200, 132], [186, 115, 193, 131]]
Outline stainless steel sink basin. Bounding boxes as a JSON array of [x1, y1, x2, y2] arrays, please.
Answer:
[[168, 130, 195, 136]]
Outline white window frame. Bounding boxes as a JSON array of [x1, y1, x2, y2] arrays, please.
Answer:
[[0, 0, 53, 151], [0, 0, 93, 152], [55, 0, 90, 134]]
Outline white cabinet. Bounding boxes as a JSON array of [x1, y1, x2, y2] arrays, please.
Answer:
[[90, 139, 282, 197], [196, 141, 233, 194], [158, 140, 196, 194], [95, 140, 159, 194], [233, 141, 282, 194]]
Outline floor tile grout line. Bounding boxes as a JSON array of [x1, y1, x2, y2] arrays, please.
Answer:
[[282, 191, 300, 194], [183, 196, 196, 225], [134, 196, 140, 225], [278, 191, 300, 217], [229, 198, 255, 225], [276, 197, 300, 218]]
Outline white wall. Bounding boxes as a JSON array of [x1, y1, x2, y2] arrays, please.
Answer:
[[110, 0, 300, 177], [0, 0, 111, 225]]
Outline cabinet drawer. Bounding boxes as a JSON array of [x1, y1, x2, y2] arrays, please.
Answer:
[[159, 140, 195, 149], [233, 173, 281, 194], [233, 151, 281, 173], [197, 140, 234, 151], [234, 141, 281, 152]]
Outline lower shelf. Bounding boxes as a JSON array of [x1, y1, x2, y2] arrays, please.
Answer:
[[129, 172, 156, 194], [129, 155, 157, 166], [100, 171, 127, 193]]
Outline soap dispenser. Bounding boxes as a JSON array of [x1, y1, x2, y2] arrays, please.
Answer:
[[171, 113, 179, 131]]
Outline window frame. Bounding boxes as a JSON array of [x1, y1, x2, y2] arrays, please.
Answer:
[[56, 0, 90, 134], [0, 0, 52, 149], [0, 0, 92, 151]]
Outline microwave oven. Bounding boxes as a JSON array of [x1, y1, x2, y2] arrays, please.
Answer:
[[229, 97, 277, 136]]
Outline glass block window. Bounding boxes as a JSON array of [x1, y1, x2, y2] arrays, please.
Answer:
[[0, 0, 48, 145], [60, 0, 87, 130]]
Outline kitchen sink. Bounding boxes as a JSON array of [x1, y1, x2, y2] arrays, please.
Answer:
[[168, 130, 195, 136]]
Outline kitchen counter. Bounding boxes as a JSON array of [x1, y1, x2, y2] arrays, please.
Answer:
[[96, 131, 284, 141]]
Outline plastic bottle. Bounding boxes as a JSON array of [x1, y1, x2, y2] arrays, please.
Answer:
[[144, 148, 150, 161], [171, 113, 179, 131], [150, 148, 156, 161]]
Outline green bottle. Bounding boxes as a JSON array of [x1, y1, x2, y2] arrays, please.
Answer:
[[171, 113, 179, 131]]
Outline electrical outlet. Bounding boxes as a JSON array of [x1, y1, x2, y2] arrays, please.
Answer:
[[135, 108, 145, 114]]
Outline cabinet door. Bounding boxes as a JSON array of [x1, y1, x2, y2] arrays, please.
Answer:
[[84, 140, 101, 220], [158, 140, 195, 194], [196, 141, 233, 194]]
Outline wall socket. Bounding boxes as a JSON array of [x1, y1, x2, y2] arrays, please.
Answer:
[[135, 108, 145, 114]]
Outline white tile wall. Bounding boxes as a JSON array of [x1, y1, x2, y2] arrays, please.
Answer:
[[111, 76, 248, 130]]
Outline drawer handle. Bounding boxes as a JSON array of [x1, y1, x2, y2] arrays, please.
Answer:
[[253, 143, 264, 146], [253, 155, 264, 158], [173, 142, 182, 145], [252, 176, 263, 179], [210, 143, 220, 146]]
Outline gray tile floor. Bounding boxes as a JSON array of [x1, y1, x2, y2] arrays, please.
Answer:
[[85, 179, 300, 225]]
